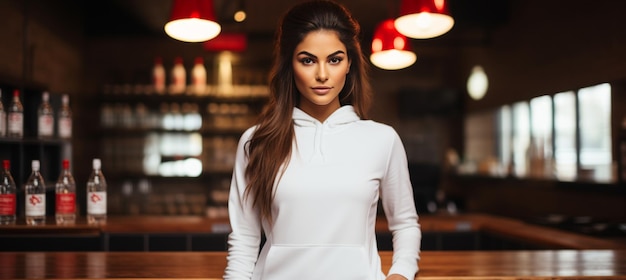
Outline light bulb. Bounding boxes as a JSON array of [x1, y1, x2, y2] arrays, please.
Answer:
[[467, 65, 488, 100]]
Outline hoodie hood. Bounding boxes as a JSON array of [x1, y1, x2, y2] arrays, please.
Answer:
[[293, 105, 360, 128], [292, 105, 361, 162]]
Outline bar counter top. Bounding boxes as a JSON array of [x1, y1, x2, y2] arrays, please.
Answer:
[[1, 250, 625, 279], [2, 213, 624, 250]]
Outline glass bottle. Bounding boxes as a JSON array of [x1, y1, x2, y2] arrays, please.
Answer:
[[55, 159, 76, 225], [169, 57, 186, 95], [25, 160, 46, 225], [7, 89, 23, 138], [38, 91, 55, 138], [191, 56, 207, 96], [152, 56, 166, 94], [0, 160, 17, 225], [87, 158, 107, 225], [57, 94, 72, 139], [0, 89, 6, 137]]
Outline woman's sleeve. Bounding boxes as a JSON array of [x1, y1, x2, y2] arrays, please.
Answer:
[[223, 127, 262, 279], [380, 129, 422, 279]]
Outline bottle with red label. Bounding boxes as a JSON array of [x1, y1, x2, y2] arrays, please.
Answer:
[[55, 159, 76, 225], [25, 160, 46, 225], [0, 160, 17, 225]]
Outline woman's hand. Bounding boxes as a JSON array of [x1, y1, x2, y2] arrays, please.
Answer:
[[386, 274, 408, 280]]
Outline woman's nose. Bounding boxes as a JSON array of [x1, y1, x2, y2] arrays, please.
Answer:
[[316, 64, 329, 82]]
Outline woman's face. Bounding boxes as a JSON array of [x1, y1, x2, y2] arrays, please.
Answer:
[[293, 30, 351, 120]]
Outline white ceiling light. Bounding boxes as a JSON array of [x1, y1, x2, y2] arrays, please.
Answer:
[[467, 65, 488, 100], [370, 19, 417, 70], [395, 0, 455, 39], [164, 0, 221, 43]]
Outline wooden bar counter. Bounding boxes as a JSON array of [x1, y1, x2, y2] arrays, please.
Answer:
[[1, 213, 624, 251], [1, 250, 625, 279]]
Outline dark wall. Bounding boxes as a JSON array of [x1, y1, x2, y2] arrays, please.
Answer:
[[458, 0, 626, 113], [1, 0, 625, 221]]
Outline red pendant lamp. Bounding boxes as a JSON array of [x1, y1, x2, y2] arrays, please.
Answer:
[[395, 0, 454, 39], [165, 0, 221, 42], [370, 19, 417, 70]]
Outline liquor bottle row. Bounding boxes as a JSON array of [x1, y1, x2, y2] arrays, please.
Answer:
[[0, 158, 106, 225], [100, 56, 269, 98], [0, 89, 72, 139], [153, 56, 206, 96]]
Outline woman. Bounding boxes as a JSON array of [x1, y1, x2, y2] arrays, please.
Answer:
[[224, 1, 421, 279]]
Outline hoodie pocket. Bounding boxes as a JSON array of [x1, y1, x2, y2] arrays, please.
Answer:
[[261, 245, 372, 280]]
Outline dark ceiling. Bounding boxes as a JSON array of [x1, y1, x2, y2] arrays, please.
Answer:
[[85, 0, 511, 44]]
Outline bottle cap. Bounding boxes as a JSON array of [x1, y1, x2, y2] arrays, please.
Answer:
[[63, 159, 70, 169], [3, 160, 9, 169], [93, 158, 101, 169], [32, 160, 40, 170]]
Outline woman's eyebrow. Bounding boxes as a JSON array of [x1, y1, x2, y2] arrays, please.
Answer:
[[326, 50, 346, 58], [296, 50, 346, 58], [296, 51, 317, 58]]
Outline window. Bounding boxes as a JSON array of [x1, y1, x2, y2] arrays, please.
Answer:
[[512, 101, 530, 177], [529, 95, 553, 178], [553, 91, 577, 181], [466, 82, 614, 183], [578, 83, 612, 182]]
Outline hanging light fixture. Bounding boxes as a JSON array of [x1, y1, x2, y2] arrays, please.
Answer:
[[164, 0, 221, 42], [370, 19, 417, 70], [467, 65, 488, 100], [395, 0, 454, 39]]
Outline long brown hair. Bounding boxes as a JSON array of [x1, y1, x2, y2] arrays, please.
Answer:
[[244, 0, 373, 223]]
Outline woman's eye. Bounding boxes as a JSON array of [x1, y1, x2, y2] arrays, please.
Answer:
[[301, 57, 314, 65], [329, 57, 343, 64]]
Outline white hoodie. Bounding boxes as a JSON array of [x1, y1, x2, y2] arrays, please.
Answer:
[[225, 105, 421, 280]]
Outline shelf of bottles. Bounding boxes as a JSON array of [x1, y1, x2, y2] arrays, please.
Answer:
[[0, 86, 74, 223], [97, 82, 268, 217], [1, 89, 72, 177], [99, 84, 268, 177], [96, 55, 269, 216]]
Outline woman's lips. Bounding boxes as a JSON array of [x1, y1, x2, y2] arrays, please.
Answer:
[[311, 86, 332, 95]]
